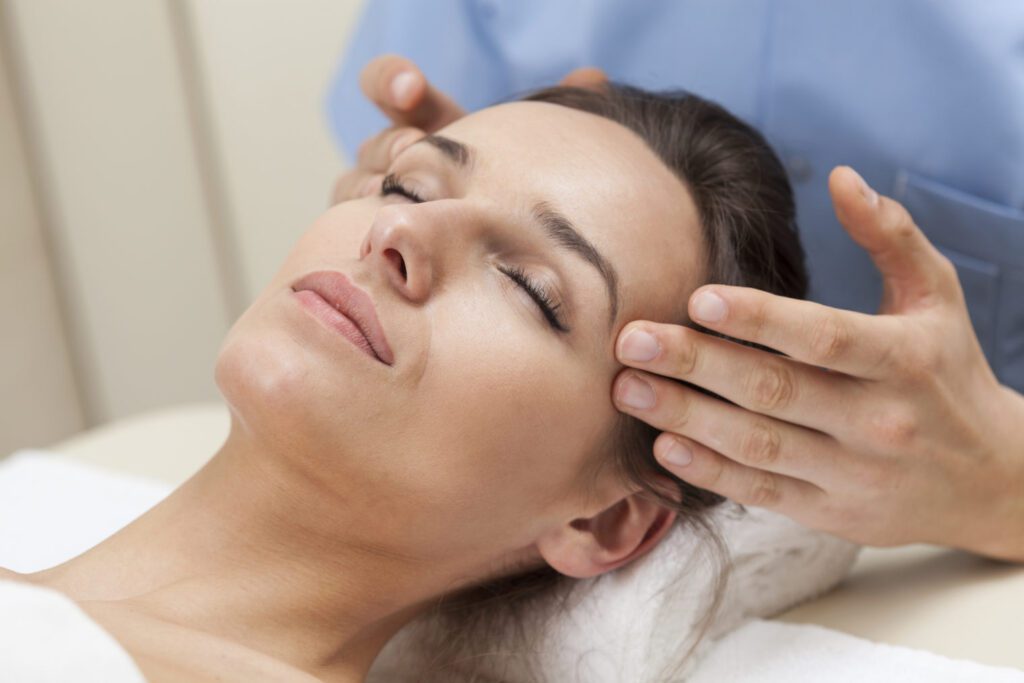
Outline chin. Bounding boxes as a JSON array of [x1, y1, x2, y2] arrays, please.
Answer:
[[214, 304, 328, 451]]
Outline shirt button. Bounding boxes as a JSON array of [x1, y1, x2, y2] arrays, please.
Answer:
[[787, 156, 813, 183]]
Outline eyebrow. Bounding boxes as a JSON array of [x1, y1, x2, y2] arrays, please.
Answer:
[[419, 133, 472, 167], [532, 202, 620, 327], [415, 134, 621, 329]]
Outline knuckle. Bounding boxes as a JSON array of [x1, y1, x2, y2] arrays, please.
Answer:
[[749, 301, 769, 341], [868, 406, 919, 451], [701, 450, 728, 491], [665, 390, 695, 434], [869, 337, 903, 375], [745, 362, 796, 412], [746, 472, 782, 508], [740, 420, 782, 468], [883, 200, 918, 241], [807, 314, 848, 365], [673, 330, 698, 376], [891, 207, 918, 242], [899, 339, 941, 383]]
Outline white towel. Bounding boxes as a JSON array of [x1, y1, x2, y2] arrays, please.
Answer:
[[689, 619, 1024, 682], [0, 448, 1014, 682], [369, 483, 862, 681], [0, 579, 147, 682], [0, 450, 170, 573]]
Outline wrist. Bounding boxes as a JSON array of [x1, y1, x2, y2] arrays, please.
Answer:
[[958, 385, 1024, 562]]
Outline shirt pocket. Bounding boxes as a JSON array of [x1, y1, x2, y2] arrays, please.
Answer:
[[893, 171, 1024, 392]]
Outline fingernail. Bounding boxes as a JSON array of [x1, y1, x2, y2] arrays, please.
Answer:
[[390, 71, 418, 108], [850, 167, 878, 207], [617, 375, 656, 411], [662, 439, 693, 468], [619, 328, 660, 362], [692, 291, 727, 323]]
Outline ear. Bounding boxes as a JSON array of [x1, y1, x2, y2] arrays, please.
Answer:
[[535, 488, 678, 579]]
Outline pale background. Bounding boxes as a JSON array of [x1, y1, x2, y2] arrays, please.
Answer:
[[0, 0, 366, 457]]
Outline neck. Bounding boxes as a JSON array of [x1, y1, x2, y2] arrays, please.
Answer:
[[26, 426, 463, 682]]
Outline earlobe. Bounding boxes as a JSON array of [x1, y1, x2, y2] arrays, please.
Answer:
[[536, 493, 678, 579]]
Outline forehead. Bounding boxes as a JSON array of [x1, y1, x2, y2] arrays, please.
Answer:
[[441, 101, 703, 329]]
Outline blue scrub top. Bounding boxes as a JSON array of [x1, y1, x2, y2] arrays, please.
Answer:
[[325, 0, 1024, 393]]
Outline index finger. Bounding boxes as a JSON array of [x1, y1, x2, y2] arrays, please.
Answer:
[[359, 54, 465, 132], [687, 285, 903, 378]]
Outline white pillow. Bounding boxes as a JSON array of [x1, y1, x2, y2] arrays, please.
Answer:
[[0, 450, 859, 682], [368, 502, 859, 682]]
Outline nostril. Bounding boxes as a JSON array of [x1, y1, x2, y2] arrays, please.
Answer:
[[384, 248, 406, 280]]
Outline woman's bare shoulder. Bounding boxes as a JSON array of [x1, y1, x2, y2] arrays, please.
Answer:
[[0, 577, 318, 682], [0, 567, 27, 583], [79, 600, 323, 683]]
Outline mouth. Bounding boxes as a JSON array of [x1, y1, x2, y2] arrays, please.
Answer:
[[290, 270, 395, 366]]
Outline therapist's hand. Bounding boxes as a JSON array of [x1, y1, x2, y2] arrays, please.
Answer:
[[332, 55, 609, 204], [613, 166, 1024, 562], [330, 54, 465, 204]]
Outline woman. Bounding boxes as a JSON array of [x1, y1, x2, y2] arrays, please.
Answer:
[[0, 82, 805, 682]]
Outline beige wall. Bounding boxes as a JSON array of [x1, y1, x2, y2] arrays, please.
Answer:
[[185, 0, 365, 302], [0, 0, 365, 455], [0, 30, 83, 455]]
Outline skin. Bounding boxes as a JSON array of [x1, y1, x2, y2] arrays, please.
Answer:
[[2, 100, 703, 681], [345, 55, 1024, 563]]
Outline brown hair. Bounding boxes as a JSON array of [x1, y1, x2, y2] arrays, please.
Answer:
[[383, 83, 807, 682]]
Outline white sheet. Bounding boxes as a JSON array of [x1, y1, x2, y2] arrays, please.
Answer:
[[0, 579, 147, 682], [2, 448, 1017, 681], [689, 619, 1024, 682]]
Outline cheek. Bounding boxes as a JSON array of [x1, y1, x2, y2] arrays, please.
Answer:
[[394, 306, 613, 528], [214, 200, 391, 427]]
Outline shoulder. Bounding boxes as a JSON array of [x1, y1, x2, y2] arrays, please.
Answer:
[[0, 577, 150, 682], [79, 600, 321, 683], [0, 567, 24, 582]]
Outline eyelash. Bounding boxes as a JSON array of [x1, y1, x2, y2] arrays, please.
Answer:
[[497, 265, 569, 333], [380, 173, 569, 333], [381, 173, 425, 203]]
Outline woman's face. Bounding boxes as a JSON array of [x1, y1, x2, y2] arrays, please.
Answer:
[[215, 101, 702, 578]]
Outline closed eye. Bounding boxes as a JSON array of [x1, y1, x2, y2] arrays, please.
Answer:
[[380, 173, 570, 334], [381, 174, 425, 203], [499, 265, 569, 333]]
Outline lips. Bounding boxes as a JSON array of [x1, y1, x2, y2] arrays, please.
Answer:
[[291, 270, 394, 365]]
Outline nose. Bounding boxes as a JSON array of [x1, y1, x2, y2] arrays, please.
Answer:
[[359, 205, 434, 303]]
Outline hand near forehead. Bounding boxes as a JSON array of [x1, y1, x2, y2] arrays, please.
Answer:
[[335, 58, 1024, 560], [330, 54, 608, 204], [613, 166, 1024, 562]]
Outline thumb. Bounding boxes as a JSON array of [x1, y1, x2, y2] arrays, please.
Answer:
[[828, 165, 957, 312], [359, 54, 465, 132]]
